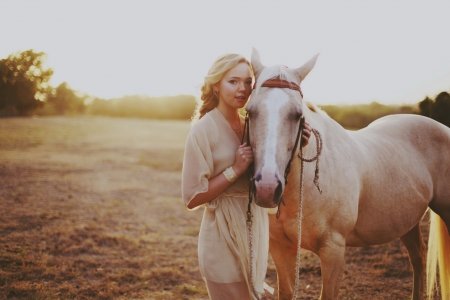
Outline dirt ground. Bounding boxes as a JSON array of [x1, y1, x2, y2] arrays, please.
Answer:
[[0, 116, 438, 299]]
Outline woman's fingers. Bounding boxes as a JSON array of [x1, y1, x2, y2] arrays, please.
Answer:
[[301, 122, 312, 147]]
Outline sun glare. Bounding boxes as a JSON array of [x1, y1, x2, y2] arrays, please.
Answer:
[[1, 1, 450, 105]]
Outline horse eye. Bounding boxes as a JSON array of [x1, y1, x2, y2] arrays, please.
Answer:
[[289, 112, 301, 121], [247, 110, 257, 119]]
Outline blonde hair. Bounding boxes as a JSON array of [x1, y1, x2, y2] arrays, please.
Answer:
[[193, 53, 253, 120]]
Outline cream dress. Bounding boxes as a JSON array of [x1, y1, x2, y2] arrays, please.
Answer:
[[182, 108, 270, 300]]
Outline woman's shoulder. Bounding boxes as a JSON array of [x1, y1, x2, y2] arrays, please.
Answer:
[[189, 110, 220, 142], [192, 109, 221, 131]]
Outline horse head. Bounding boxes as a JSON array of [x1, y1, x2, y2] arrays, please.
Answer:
[[247, 48, 319, 208]]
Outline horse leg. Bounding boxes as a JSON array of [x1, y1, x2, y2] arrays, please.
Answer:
[[317, 236, 346, 300], [269, 237, 298, 300], [400, 223, 426, 300]]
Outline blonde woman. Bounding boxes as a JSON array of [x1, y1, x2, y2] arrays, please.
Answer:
[[181, 53, 311, 299]]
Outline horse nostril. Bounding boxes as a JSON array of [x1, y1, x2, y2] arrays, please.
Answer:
[[273, 180, 283, 202], [255, 172, 262, 182]]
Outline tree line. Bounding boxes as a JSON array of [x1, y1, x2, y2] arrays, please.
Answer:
[[0, 50, 196, 120], [1, 50, 449, 128], [320, 102, 419, 129]]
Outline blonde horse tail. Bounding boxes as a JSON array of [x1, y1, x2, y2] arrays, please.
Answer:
[[426, 211, 450, 300]]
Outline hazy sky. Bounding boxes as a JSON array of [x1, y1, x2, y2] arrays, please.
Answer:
[[1, 1, 450, 105]]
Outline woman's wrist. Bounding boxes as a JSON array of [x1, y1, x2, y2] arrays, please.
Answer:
[[223, 166, 239, 183]]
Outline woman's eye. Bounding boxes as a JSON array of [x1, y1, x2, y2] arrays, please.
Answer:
[[229, 80, 237, 84], [246, 81, 252, 85]]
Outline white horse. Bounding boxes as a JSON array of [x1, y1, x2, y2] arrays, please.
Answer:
[[247, 48, 450, 300]]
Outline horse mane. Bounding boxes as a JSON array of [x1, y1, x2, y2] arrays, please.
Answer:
[[306, 101, 329, 116]]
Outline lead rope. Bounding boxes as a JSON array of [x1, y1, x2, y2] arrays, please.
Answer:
[[292, 128, 323, 300], [247, 208, 260, 299], [242, 114, 261, 300]]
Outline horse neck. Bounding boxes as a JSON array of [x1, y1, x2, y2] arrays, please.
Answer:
[[301, 106, 349, 157]]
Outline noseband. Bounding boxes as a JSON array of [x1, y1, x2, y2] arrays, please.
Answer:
[[242, 75, 305, 219]]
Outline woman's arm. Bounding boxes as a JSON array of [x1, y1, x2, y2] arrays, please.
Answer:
[[186, 122, 311, 210], [187, 143, 253, 209], [186, 172, 234, 209]]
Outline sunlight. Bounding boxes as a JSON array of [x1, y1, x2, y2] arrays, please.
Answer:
[[1, 1, 450, 105]]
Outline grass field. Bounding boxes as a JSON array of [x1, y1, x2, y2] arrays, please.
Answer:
[[0, 116, 435, 299]]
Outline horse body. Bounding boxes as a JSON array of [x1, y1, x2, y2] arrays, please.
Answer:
[[249, 49, 450, 300], [347, 115, 447, 246]]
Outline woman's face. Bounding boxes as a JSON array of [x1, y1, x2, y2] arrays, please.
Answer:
[[215, 62, 252, 110]]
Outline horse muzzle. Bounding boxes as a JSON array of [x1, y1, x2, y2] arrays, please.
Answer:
[[253, 171, 284, 208]]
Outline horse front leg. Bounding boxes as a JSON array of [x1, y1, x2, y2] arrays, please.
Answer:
[[317, 235, 346, 300], [269, 236, 298, 300], [400, 223, 426, 300]]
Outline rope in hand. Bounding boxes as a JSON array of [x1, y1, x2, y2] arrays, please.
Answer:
[[292, 128, 323, 300]]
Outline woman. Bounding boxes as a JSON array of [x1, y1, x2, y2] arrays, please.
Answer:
[[181, 53, 311, 299]]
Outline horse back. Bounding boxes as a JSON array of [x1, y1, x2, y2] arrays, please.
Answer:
[[345, 114, 450, 246], [355, 114, 450, 172]]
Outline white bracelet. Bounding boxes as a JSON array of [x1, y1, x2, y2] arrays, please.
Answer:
[[223, 167, 239, 183]]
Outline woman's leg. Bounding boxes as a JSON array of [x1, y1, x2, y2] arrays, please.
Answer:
[[205, 279, 252, 300]]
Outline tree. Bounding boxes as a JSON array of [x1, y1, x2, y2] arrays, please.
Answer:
[[432, 92, 450, 127], [418, 97, 433, 118], [46, 82, 86, 115], [419, 92, 450, 127], [0, 50, 53, 116]]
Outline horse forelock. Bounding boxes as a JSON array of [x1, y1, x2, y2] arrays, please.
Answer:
[[255, 65, 299, 90], [254, 65, 328, 117]]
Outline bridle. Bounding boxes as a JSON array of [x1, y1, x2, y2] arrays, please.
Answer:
[[242, 75, 323, 300], [241, 75, 305, 220]]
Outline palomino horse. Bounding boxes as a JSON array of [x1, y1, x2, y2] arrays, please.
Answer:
[[247, 48, 450, 300]]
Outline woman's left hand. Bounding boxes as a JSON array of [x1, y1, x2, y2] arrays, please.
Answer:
[[302, 122, 312, 147]]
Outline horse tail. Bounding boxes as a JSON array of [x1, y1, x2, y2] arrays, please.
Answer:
[[426, 211, 450, 300]]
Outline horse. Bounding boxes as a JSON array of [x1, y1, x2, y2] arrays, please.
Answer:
[[246, 48, 450, 300]]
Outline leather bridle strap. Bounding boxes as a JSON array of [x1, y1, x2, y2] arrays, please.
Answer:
[[241, 114, 254, 223], [284, 116, 305, 185], [259, 75, 303, 98]]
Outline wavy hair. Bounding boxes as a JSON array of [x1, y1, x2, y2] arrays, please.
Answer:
[[193, 53, 253, 121]]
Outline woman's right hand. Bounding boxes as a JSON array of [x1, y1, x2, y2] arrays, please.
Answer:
[[232, 142, 253, 177]]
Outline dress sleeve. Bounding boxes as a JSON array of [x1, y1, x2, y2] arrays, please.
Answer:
[[181, 125, 214, 209]]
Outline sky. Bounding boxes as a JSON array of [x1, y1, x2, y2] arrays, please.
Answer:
[[1, 1, 450, 105]]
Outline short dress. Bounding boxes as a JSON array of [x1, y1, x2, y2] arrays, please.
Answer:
[[181, 108, 270, 300]]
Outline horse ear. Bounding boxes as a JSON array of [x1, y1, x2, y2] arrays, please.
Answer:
[[295, 53, 319, 81], [251, 47, 265, 80]]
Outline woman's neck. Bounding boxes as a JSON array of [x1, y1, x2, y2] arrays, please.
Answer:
[[216, 102, 240, 124]]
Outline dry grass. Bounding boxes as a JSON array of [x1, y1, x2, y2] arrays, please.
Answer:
[[0, 116, 435, 299]]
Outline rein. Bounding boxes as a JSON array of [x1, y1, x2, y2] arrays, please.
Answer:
[[243, 75, 323, 300]]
